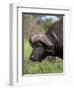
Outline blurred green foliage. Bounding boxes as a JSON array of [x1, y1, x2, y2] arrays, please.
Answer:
[[40, 18, 53, 31]]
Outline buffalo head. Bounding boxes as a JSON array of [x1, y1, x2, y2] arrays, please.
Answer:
[[29, 33, 55, 61]]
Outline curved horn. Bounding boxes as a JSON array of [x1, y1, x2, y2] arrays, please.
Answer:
[[30, 33, 53, 46]]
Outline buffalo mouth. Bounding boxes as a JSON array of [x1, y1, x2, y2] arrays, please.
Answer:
[[30, 53, 47, 62], [30, 55, 41, 62]]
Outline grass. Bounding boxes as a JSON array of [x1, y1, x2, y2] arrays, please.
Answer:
[[24, 39, 63, 74]]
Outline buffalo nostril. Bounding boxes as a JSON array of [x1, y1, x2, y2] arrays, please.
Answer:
[[31, 56, 34, 59]]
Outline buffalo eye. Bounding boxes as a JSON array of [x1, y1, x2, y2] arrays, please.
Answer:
[[37, 43, 42, 47]]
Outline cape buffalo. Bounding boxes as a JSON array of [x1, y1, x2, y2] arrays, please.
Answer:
[[29, 20, 63, 61]]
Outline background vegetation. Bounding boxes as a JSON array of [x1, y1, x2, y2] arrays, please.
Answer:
[[23, 14, 63, 74]]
